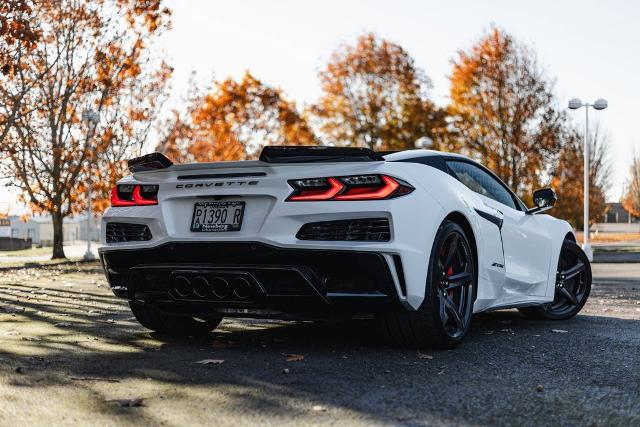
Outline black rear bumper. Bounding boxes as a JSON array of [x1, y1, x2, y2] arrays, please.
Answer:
[[99, 242, 405, 320]]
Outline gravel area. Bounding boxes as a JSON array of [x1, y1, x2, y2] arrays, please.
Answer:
[[0, 262, 638, 426]]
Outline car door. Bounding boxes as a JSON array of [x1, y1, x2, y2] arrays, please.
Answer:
[[446, 160, 552, 299]]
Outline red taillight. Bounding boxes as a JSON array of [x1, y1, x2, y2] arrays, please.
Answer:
[[288, 177, 344, 201], [111, 186, 135, 207], [286, 175, 413, 201], [334, 175, 400, 200], [132, 185, 158, 205], [111, 184, 158, 207]]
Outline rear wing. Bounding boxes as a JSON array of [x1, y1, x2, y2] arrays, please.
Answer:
[[259, 146, 384, 163], [127, 146, 384, 172], [127, 152, 173, 173]]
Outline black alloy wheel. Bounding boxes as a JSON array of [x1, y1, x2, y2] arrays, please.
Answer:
[[519, 239, 592, 320], [377, 220, 476, 349], [436, 230, 475, 338]]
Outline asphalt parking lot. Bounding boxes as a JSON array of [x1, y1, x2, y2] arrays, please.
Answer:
[[0, 262, 638, 426]]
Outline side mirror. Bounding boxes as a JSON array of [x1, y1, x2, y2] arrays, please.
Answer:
[[529, 188, 557, 214]]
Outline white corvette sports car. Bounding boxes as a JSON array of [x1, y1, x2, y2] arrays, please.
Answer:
[[99, 146, 592, 348]]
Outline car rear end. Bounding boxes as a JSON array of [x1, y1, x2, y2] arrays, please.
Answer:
[[99, 147, 444, 321]]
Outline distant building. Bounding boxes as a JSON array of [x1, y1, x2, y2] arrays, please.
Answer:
[[0, 217, 10, 237], [75, 214, 101, 242], [8, 215, 98, 246], [603, 202, 637, 224]]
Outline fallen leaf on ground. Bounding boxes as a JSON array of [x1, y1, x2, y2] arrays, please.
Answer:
[[283, 353, 305, 362], [417, 352, 433, 359], [107, 398, 144, 407], [54, 322, 71, 327], [536, 384, 544, 392], [312, 405, 327, 412], [195, 359, 225, 365], [551, 329, 568, 334]]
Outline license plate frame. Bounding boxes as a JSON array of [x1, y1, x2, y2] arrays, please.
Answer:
[[190, 201, 245, 232]]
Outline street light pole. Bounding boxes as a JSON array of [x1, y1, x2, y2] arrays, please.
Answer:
[[583, 105, 589, 259], [568, 98, 608, 262], [82, 109, 99, 261]]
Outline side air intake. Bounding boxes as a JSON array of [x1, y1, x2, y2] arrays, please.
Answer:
[[106, 223, 152, 243], [296, 218, 391, 242]]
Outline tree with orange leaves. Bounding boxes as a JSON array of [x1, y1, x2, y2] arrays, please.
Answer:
[[0, 1, 38, 69], [158, 72, 317, 163], [0, 0, 39, 148], [549, 125, 610, 228], [311, 33, 445, 151], [448, 27, 564, 198], [0, 0, 172, 259], [622, 155, 640, 219]]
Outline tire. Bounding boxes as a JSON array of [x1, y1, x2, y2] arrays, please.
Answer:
[[377, 220, 477, 349], [519, 239, 592, 320], [129, 301, 222, 335]]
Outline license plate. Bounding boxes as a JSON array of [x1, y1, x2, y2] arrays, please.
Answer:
[[190, 201, 245, 232]]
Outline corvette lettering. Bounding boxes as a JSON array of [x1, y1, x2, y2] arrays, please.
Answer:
[[176, 181, 259, 189]]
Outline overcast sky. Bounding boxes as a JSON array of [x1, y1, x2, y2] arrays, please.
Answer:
[[1, 0, 637, 213]]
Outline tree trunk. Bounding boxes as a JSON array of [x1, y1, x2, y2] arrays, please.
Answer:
[[51, 211, 66, 259]]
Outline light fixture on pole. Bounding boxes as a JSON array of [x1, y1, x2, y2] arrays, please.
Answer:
[[415, 136, 433, 149], [567, 98, 608, 261], [82, 109, 99, 261]]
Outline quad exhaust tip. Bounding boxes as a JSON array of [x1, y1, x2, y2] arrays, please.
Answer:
[[191, 276, 210, 298], [171, 274, 255, 301], [211, 277, 230, 299], [173, 275, 191, 297], [231, 277, 254, 300]]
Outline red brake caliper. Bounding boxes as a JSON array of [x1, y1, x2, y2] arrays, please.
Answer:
[[447, 266, 454, 298]]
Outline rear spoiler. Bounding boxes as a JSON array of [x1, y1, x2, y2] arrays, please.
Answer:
[[259, 146, 384, 163], [127, 152, 173, 173]]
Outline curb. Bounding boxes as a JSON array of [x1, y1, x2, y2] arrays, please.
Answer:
[[593, 251, 640, 263], [0, 258, 98, 272]]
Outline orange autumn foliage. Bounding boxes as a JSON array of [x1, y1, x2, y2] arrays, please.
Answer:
[[448, 27, 564, 198], [159, 72, 317, 162], [447, 27, 610, 225], [549, 126, 610, 228], [0, 0, 171, 258], [0, 1, 39, 72], [311, 33, 445, 151], [622, 155, 640, 218]]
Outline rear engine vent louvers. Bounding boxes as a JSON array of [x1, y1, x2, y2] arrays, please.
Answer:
[[106, 223, 152, 243], [296, 218, 390, 242]]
